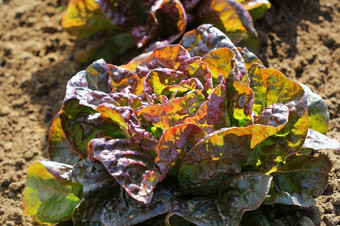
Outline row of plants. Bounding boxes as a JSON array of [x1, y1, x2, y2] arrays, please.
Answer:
[[61, 0, 271, 62], [23, 24, 340, 225]]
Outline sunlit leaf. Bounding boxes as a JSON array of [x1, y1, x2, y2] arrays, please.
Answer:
[[62, 0, 115, 39], [196, 0, 258, 51], [138, 90, 205, 130], [184, 83, 227, 132], [178, 124, 286, 194], [300, 83, 329, 134], [23, 162, 81, 224], [249, 65, 309, 170], [155, 123, 206, 176], [236, 0, 271, 21], [302, 129, 340, 153]]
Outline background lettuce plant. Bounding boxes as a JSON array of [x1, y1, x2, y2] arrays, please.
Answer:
[[24, 24, 339, 225], [62, 0, 270, 62]]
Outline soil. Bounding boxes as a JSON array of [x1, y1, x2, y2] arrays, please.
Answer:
[[0, 0, 339, 225]]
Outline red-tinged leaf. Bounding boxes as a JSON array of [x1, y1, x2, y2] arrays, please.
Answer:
[[184, 83, 227, 133], [202, 47, 236, 81], [226, 76, 254, 127], [120, 51, 152, 72], [144, 68, 186, 96], [88, 138, 162, 204], [95, 104, 130, 137], [96, 103, 158, 148], [300, 83, 329, 134], [155, 123, 206, 176], [95, 0, 139, 28], [196, 0, 258, 51], [166, 197, 224, 225], [62, 0, 115, 39], [72, 159, 117, 199], [265, 155, 332, 207], [179, 24, 248, 77], [60, 100, 125, 158], [255, 103, 290, 127], [48, 114, 81, 165], [240, 47, 263, 71], [302, 129, 340, 154], [249, 66, 309, 168], [64, 59, 112, 103], [108, 65, 144, 97], [97, 187, 179, 225], [178, 124, 286, 194], [132, 0, 187, 49], [217, 172, 272, 225], [23, 161, 81, 225], [135, 45, 191, 78], [181, 0, 201, 11], [161, 78, 204, 98], [109, 92, 144, 109], [236, 0, 271, 21], [137, 90, 205, 130], [179, 57, 214, 94]]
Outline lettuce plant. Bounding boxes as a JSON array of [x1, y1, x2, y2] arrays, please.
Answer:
[[24, 24, 339, 225], [61, 0, 270, 62]]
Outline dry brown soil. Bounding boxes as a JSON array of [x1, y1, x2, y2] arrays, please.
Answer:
[[0, 0, 339, 225]]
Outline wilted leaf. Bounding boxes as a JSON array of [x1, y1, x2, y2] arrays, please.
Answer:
[[23, 161, 81, 224], [265, 154, 332, 207], [218, 172, 272, 225], [88, 138, 162, 204]]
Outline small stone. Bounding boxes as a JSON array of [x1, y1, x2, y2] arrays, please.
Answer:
[[4, 142, 12, 152], [9, 181, 24, 192], [323, 202, 334, 213], [324, 214, 338, 226], [333, 193, 340, 205], [298, 216, 315, 226], [0, 106, 10, 116]]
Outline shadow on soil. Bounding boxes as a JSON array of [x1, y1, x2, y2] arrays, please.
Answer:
[[255, 0, 326, 66]]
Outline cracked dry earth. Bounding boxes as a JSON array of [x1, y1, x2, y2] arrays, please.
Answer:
[[0, 0, 339, 225]]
